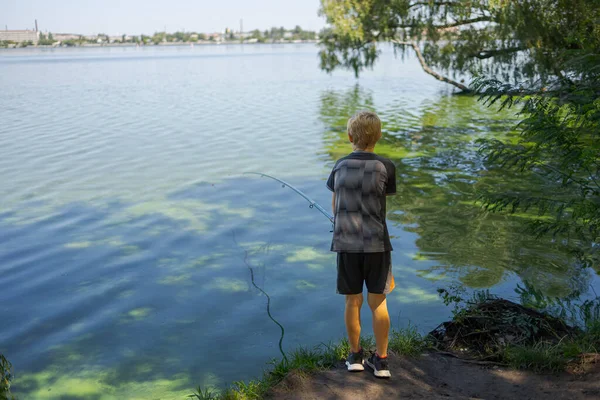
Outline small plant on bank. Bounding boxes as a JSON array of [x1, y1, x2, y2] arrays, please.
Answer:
[[188, 387, 219, 400], [432, 286, 600, 372], [389, 324, 428, 357], [503, 342, 568, 373], [0, 354, 15, 400]]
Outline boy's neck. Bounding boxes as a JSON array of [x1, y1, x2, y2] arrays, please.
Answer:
[[353, 147, 375, 153]]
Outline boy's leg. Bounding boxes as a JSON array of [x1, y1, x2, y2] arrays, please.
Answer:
[[337, 252, 365, 353], [365, 252, 394, 357], [345, 293, 363, 353], [367, 293, 390, 357]]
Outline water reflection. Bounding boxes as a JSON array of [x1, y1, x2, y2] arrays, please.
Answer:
[[319, 87, 595, 298], [2, 177, 340, 399]]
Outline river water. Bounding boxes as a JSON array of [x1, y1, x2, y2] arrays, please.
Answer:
[[1, 44, 598, 399]]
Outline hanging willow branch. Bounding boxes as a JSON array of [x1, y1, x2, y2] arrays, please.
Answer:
[[392, 40, 470, 92]]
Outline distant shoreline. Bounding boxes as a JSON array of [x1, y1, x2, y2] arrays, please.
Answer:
[[0, 40, 319, 50]]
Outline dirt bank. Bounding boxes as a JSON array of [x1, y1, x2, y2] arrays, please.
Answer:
[[268, 352, 600, 400]]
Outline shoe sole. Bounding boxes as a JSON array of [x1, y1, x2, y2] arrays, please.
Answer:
[[365, 359, 391, 378], [345, 361, 364, 372]]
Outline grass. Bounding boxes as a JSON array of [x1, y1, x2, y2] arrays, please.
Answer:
[[503, 324, 600, 373], [389, 324, 429, 357], [188, 328, 428, 399]]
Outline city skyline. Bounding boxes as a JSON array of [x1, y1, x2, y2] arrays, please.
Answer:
[[1, 0, 325, 36]]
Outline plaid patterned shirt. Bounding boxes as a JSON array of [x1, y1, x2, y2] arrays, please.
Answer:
[[326, 151, 396, 253]]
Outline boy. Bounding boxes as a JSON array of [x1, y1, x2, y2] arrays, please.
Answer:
[[326, 111, 396, 378]]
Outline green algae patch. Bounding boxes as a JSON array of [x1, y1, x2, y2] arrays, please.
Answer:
[[207, 277, 248, 293], [64, 241, 93, 249], [393, 286, 440, 304], [286, 247, 333, 264], [120, 307, 153, 323], [159, 273, 192, 285], [14, 368, 192, 400], [296, 280, 318, 291]]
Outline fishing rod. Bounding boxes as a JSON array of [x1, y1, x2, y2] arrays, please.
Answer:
[[244, 172, 334, 224]]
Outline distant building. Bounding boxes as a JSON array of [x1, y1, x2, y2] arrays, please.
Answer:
[[0, 30, 40, 44], [53, 33, 80, 41]]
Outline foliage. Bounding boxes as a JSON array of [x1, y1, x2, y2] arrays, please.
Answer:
[[319, 87, 594, 297], [37, 33, 56, 46], [503, 341, 570, 372], [475, 50, 600, 267], [151, 31, 204, 44], [433, 287, 600, 371], [389, 324, 428, 356], [503, 331, 599, 373], [61, 39, 78, 47], [320, 1, 600, 270], [188, 387, 219, 400], [516, 281, 600, 331], [319, 0, 598, 84], [37, 39, 56, 46], [0, 354, 15, 400]]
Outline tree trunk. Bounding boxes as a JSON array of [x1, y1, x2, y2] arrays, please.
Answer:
[[392, 40, 470, 92]]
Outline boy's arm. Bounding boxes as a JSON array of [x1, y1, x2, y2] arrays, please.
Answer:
[[332, 193, 335, 215]]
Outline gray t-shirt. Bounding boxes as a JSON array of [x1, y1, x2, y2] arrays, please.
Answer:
[[326, 151, 396, 253]]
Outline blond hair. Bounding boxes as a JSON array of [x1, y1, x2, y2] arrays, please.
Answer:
[[347, 111, 382, 150]]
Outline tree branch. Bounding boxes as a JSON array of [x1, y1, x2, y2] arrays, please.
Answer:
[[392, 40, 470, 91], [392, 16, 492, 30], [434, 16, 493, 29], [409, 1, 464, 8]]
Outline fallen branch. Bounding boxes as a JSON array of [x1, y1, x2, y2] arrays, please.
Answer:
[[392, 40, 470, 92]]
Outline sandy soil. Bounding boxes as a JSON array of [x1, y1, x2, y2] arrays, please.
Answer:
[[268, 352, 600, 400]]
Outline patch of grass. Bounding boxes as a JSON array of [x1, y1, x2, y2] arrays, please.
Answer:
[[435, 287, 600, 372], [389, 325, 429, 357], [503, 342, 568, 372]]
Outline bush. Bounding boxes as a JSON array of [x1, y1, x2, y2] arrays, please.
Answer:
[[0, 354, 15, 400]]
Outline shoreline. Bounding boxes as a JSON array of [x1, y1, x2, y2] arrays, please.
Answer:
[[0, 40, 319, 50], [188, 293, 600, 400]]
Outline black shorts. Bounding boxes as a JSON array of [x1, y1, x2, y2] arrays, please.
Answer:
[[336, 252, 395, 295]]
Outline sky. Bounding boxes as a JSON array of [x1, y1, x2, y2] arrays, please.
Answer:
[[0, 0, 325, 35]]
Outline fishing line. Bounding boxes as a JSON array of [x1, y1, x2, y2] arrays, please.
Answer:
[[234, 172, 333, 364], [233, 232, 288, 364]]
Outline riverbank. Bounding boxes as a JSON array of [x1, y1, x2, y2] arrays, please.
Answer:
[[190, 293, 600, 400], [269, 352, 600, 400], [0, 40, 319, 50]]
